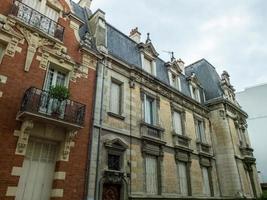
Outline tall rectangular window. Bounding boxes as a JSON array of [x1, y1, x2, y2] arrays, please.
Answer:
[[144, 95, 156, 125], [202, 167, 211, 196], [196, 120, 206, 143], [145, 155, 158, 194], [172, 74, 180, 91], [0, 44, 5, 63], [178, 162, 189, 195], [173, 111, 183, 135], [110, 81, 122, 115]]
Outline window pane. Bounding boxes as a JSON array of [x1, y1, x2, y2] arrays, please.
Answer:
[[110, 82, 121, 114], [146, 155, 158, 194], [145, 96, 156, 125], [202, 167, 211, 196], [144, 58, 152, 74], [173, 111, 182, 135], [178, 162, 188, 195], [108, 154, 120, 171]]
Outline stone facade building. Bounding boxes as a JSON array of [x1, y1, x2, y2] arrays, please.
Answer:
[[0, 0, 100, 199], [0, 0, 263, 200], [87, 10, 262, 200]]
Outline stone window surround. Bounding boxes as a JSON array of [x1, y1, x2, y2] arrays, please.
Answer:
[[170, 102, 186, 136], [193, 114, 208, 144], [140, 88, 160, 126], [0, 41, 7, 64], [143, 145, 163, 196], [168, 69, 181, 91], [107, 77, 125, 120], [141, 52, 157, 76], [174, 149, 192, 196], [199, 156, 214, 197]]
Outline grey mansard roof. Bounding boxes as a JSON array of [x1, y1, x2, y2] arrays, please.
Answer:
[[71, 1, 225, 104]]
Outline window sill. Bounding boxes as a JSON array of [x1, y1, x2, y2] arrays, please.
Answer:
[[140, 121, 165, 131], [107, 112, 125, 120]]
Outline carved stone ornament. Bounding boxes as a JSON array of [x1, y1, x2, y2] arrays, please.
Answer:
[[18, 26, 53, 71], [15, 120, 34, 155], [138, 33, 159, 58], [61, 130, 77, 161], [0, 17, 24, 57]]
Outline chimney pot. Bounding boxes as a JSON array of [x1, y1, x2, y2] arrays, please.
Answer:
[[129, 27, 141, 43]]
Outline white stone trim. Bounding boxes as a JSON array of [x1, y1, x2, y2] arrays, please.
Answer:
[[6, 186, 17, 196], [0, 74, 7, 84], [11, 166, 22, 176], [54, 171, 66, 180], [51, 189, 64, 197]]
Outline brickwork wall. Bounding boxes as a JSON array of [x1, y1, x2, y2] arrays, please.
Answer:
[[0, 0, 97, 199]]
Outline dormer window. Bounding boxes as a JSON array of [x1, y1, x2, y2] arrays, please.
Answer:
[[171, 74, 181, 91], [143, 57, 154, 74], [191, 86, 200, 102]]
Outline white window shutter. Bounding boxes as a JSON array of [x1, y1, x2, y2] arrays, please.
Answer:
[[110, 82, 120, 114], [146, 156, 158, 194], [173, 111, 182, 135], [202, 167, 211, 196], [178, 162, 188, 195]]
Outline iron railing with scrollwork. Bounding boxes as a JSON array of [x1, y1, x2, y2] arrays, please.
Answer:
[[140, 122, 164, 140], [10, 0, 64, 41], [20, 87, 85, 126]]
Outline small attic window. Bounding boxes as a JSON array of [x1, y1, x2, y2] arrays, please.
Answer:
[[171, 73, 181, 91], [143, 56, 156, 76], [190, 85, 201, 103]]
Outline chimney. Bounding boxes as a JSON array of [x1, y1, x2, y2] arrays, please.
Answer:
[[78, 0, 92, 9], [129, 27, 141, 43], [177, 58, 185, 74]]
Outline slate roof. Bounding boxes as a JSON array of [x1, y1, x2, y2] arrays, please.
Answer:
[[70, 1, 224, 104], [185, 59, 224, 101]]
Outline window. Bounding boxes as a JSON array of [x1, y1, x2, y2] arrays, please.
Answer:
[[144, 58, 153, 74], [172, 74, 181, 91], [173, 111, 183, 135], [144, 95, 157, 125], [110, 81, 122, 115], [195, 120, 206, 143], [22, 0, 59, 21], [44, 68, 67, 90], [178, 162, 189, 195], [202, 167, 211, 196], [145, 155, 158, 194], [192, 87, 200, 102], [108, 153, 121, 171]]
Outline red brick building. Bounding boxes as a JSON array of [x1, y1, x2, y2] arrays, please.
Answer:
[[0, 0, 99, 199]]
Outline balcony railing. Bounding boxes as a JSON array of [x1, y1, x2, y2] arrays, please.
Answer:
[[172, 133, 191, 148], [140, 122, 165, 141], [240, 146, 254, 157], [196, 141, 211, 154], [11, 0, 64, 41], [19, 87, 85, 127]]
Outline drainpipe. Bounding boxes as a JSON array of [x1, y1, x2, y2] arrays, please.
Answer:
[[84, 59, 99, 200], [95, 57, 107, 200]]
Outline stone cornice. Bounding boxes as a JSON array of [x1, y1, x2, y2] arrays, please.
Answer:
[[205, 97, 248, 118]]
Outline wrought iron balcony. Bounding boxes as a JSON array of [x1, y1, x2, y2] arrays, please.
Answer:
[[11, 0, 64, 41], [140, 122, 165, 143], [17, 87, 85, 128]]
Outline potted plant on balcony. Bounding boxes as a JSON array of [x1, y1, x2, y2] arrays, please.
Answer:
[[49, 85, 70, 117]]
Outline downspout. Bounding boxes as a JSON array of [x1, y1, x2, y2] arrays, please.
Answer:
[[129, 75, 134, 198], [84, 58, 99, 200], [95, 57, 107, 200]]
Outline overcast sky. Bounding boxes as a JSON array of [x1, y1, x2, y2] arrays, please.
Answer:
[[75, 0, 267, 91]]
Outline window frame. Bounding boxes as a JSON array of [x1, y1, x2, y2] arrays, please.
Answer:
[[145, 154, 161, 195], [0, 43, 6, 64], [172, 108, 185, 136], [201, 166, 212, 196], [107, 151, 122, 171], [141, 91, 159, 126], [195, 118, 206, 143], [178, 161, 190, 196], [109, 78, 124, 116]]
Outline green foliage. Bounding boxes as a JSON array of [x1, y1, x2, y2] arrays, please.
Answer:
[[49, 85, 70, 102]]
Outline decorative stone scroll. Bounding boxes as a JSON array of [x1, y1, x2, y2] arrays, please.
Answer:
[[60, 130, 77, 161], [15, 120, 34, 155]]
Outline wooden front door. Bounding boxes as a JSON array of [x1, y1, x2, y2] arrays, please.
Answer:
[[102, 183, 121, 200]]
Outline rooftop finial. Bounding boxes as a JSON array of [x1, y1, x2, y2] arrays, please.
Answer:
[[146, 33, 151, 43], [171, 51, 175, 62]]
